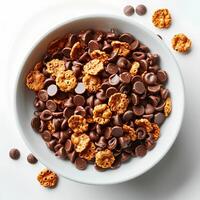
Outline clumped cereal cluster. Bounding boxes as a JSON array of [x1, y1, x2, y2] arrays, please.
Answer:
[[152, 9, 172, 29], [37, 169, 58, 188], [93, 104, 112, 124], [26, 29, 172, 171], [26, 70, 45, 91], [171, 33, 192, 53], [108, 93, 129, 114]]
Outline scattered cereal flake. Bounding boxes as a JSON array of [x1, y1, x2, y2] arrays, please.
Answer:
[[95, 149, 115, 169], [70, 42, 84, 60], [108, 93, 129, 114], [82, 74, 101, 93], [152, 9, 172, 28], [37, 169, 58, 188], [171, 34, 192, 53], [130, 62, 140, 76], [90, 50, 109, 63], [46, 59, 65, 76], [135, 118, 153, 133], [83, 59, 104, 75], [93, 104, 112, 125], [111, 41, 130, 57], [164, 97, 172, 117], [26, 70, 45, 91], [71, 133, 90, 152], [55, 70, 77, 92], [123, 124, 137, 141], [151, 123, 160, 141], [80, 142, 96, 160], [68, 115, 88, 133]]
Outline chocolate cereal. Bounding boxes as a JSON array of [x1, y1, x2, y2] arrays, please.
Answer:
[[26, 29, 172, 171]]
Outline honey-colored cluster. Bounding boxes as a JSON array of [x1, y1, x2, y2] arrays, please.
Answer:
[[82, 74, 101, 93], [83, 59, 104, 75], [26, 70, 45, 91], [71, 133, 90, 152], [68, 115, 88, 133], [135, 119, 161, 141], [55, 70, 77, 92], [90, 50, 109, 63], [151, 123, 160, 141], [95, 149, 115, 169], [135, 118, 153, 133], [111, 41, 130, 56], [93, 104, 112, 125], [80, 142, 96, 160], [37, 169, 58, 188], [123, 124, 137, 141], [152, 9, 172, 28], [108, 93, 129, 114], [46, 59, 65, 76], [171, 34, 192, 53]]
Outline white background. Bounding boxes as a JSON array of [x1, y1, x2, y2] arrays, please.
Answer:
[[0, 0, 200, 199]]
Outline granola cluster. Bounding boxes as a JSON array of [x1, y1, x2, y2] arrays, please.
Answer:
[[71, 133, 90, 152], [151, 123, 160, 141], [79, 142, 96, 160], [83, 59, 104, 75], [135, 119, 160, 141], [55, 70, 77, 92], [111, 41, 130, 56], [26, 70, 45, 91], [82, 74, 101, 93], [108, 93, 129, 114], [93, 104, 112, 124], [37, 169, 58, 188], [152, 9, 172, 28], [46, 59, 65, 76], [90, 50, 109, 63], [68, 115, 88, 133], [123, 124, 137, 141], [135, 118, 153, 133], [171, 33, 192, 53], [95, 149, 115, 169]]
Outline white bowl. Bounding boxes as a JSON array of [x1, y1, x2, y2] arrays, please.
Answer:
[[15, 14, 184, 185]]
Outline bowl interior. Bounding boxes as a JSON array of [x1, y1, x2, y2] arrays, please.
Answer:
[[15, 15, 184, 185]]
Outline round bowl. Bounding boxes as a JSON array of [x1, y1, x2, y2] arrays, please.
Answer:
[[14, 14, 184, 185]]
